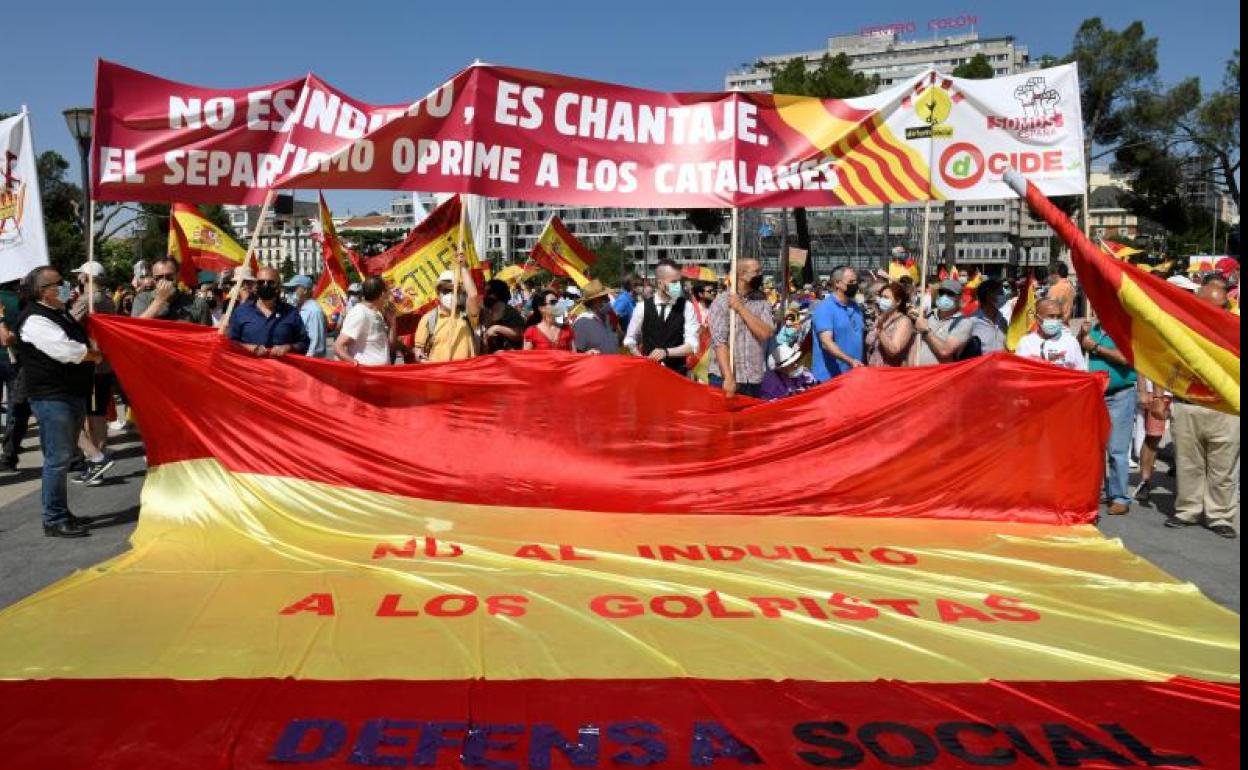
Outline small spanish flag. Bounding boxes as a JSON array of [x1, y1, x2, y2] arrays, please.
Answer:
[[888, 259, 920, 283], [681, 265, 718, 283], [1099, 238, 1143, 260], [531, 215, 596, 288], [1007, 170, 1240, 413], [1005, 273, 1037, 352], [167, 203, 256, 287], [312, 194, 352, 328]]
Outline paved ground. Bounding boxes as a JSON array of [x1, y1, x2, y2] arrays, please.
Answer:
[[0, 425, 1240, 613]]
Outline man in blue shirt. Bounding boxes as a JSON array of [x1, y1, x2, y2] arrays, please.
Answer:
[[228, 266, 309, 357], [811, 266, 865, 382], [612, 276, 637, 332], [285, 274, 328, 358], [1080, 320, 1137, 516]]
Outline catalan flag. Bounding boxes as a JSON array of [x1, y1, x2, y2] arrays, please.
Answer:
[[0, 314, 1237, 768], [1007, 169, 1240, 413], [363, 195, 482, 321], [531, 215, 595, 288], [166, 203, 256, 287]]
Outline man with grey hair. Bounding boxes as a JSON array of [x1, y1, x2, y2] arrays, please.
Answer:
[[811, 265, 865, 382]]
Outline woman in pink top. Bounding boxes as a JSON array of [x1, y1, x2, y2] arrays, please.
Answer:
[[865, 281, 915, 367]]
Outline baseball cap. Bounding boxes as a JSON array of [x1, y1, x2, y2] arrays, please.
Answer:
[[938, 279, 963, 295], [437, 270, 455, 284], [72, 261, 106, 278], [1167, 275, 1200, 292], [284, 275, 313, 290], [347, 282, 362, 293]]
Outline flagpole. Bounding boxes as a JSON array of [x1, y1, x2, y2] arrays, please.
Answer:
[[219, 189, 277, 336], [918, 200, 932, 299], [779, 209, 790, 330], [728, 206, 739, 376], [451, 194, 466, 325], [87, 199, 96, 315]]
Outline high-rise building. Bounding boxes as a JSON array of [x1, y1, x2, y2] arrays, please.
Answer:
[[726, 28, 1058, 276], [223, 195, 321, 276]]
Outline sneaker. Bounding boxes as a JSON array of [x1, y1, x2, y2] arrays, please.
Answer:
[[82, 456, 116, 486], [1107, 502, 1130, 516], [1129, 458, 1140, 470], [1132, 480, 1152, 505], [1208, 524, 1237, 539], [70, 466, 92, 484]]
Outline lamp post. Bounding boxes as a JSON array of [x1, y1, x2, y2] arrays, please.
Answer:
[[636, 217, 656, 275], [62, 107, 94, 236]]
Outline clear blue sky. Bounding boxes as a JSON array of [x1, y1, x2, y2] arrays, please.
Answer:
[[6, 0, 1240, 215]]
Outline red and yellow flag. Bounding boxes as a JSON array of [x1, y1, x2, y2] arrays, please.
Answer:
[[167, 203, 256, 286], [888, 258, 920, 283], [531, 215, 595, 288], [363, 194, 482, 320], [1099, 238, 1143, 260], [311, 194, 351, 328], [0, 315, 1236, 769], [680, 265, 718, 283], [1006, 273, 1037, 352], [1007, 170, 1241, 413], [495, 260, 539, 287]]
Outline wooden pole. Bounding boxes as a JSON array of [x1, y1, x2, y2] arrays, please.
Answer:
[[219, 189, 276, 335], [918, 200, 933, 299], [451, 194, 466, 325], [728, 207, 740, 376], [86, 199, 96, 315], [778, 208, 790, 330]]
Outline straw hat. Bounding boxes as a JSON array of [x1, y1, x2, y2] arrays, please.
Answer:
[[579, 279, 611, 303]]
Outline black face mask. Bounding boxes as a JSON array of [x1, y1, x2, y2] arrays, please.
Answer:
[[255, 284, 279, 301], [845, 283, 860, 296], [747, 275, 764, 292]]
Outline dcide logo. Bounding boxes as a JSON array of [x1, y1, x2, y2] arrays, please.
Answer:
[[939, 143, 985, 189]]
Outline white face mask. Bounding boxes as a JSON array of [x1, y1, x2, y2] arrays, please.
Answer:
[[877, 298, 895, 314], [439, 292, 455, 312]]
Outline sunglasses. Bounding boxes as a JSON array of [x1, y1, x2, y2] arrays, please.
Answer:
[[153, 273, 178, 281], [255, 280, 279, 287], [544, 299, 561, 306]]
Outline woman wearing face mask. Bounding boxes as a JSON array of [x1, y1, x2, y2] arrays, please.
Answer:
[[523, 289, 575, 351], [865, 282, 915, 367], [480, 279, 526, 353]]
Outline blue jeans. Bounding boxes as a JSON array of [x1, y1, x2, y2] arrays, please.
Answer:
[[30, 398, 86, 526], [1103, 387, 1138, 505], [708, 374, 762, 398]]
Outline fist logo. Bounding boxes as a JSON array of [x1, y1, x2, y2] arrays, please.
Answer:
[[1014, 77, 1061, 119]]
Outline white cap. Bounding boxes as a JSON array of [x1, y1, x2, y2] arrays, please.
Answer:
[[774, 344, 802, 369], [1167, 275, 1200, 292], [437, 270, 455, 283], [565, 285, 582, 297], [73, 261, 106, 278]]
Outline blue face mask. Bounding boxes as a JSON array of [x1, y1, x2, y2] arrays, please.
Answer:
[[666, 282, 683, 300], [1041, 319, 1065, 337], [776, 327, 798, 346], [935, 295, 957, 313]]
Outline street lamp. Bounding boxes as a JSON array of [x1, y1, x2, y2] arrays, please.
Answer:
[[636, 217, 656, 274], [62, 107, 94, 235]]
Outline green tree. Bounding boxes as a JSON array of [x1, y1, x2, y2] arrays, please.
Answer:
[[952, 53, 995, 80], [587, 238, 629, 287], [36, 150, 86, 274], [767, 54, 877, 279]]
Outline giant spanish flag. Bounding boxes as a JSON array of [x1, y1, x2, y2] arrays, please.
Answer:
[[531, 215, 595, 288], [1006, 170, 1241, 413], [0, 314, 1237, 768], [363, 194, 483, 321], [167, 202, 256, 287]]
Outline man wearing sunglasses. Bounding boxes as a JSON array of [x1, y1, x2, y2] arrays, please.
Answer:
[[13, 267, 104, 538], [227, 267, 310, 358], [131, 256, 212, 325]]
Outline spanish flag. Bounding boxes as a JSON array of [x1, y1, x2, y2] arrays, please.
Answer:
[[495, 260, 539, 287], [531, 215, 595, 288], [167, 203, 256, 287], [888, 258, 920, 283], [0, 314, 1237, 768], [363, 194, 483, 321], [1006, 169, 1240, 413], [1099, 238, 1143, 260], [1006, 273, 1037, 352], [312, 194, 352, 328], [680, 265, 718, 283]]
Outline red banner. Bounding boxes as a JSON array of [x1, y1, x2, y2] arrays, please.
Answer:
[[91, 61, 1085, 207]]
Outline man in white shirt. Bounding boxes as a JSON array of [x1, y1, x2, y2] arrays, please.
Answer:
[[333, 277, 391, 366], [622, 260, 699, 374], [1014, 299, 1086, 371], [14, 267, 104, 538]]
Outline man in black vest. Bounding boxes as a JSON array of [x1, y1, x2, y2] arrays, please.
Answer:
[[14, 267, 102, 538], [623, 259, 699, 375]]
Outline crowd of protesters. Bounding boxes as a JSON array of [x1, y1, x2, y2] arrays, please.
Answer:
[[0, 250, 1239, 540]]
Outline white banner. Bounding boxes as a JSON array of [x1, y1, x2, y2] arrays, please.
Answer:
[[887, 63, 1087, 200], [0, 111, 49, 283]]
